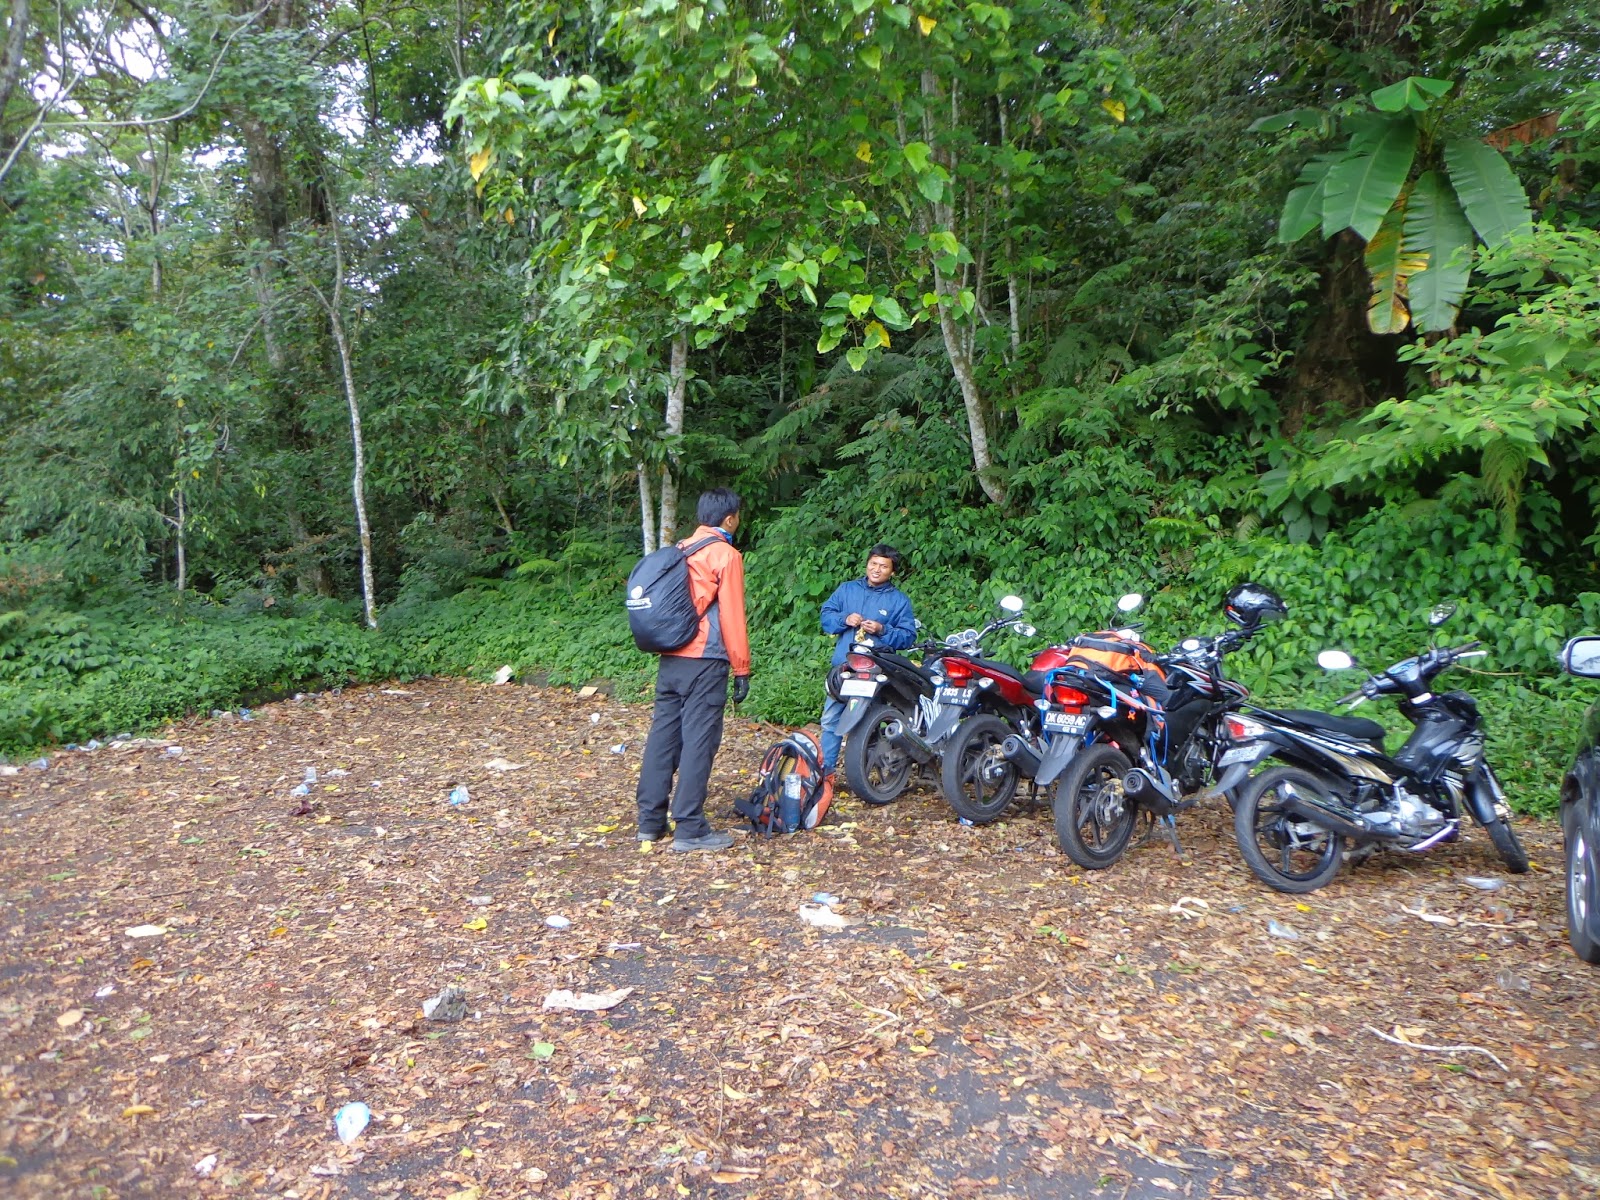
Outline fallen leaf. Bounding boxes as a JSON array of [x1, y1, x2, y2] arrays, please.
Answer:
[[121, 1105, 156, 1119], [57, 1009, 84, 1028]]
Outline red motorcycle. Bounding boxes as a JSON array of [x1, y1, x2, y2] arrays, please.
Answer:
[[931, 596, 1086, 824]]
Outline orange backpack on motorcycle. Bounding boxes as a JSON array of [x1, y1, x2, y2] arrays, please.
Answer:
[[1061, 632, 1165, 685]]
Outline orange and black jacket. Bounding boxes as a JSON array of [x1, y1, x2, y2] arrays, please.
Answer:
[[665, 526, 750, 677]]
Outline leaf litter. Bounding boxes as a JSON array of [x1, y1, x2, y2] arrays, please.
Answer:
[[0, 677, 1595, 1198]]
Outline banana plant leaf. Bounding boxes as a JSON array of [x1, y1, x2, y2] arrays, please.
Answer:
[[1404, 171, 1475, 333], [1322, 117, 1417, 242], [1444, 139, 1533, 249], [1365, 198, 1429, 335]]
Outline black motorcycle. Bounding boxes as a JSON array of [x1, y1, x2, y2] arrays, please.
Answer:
[[832, 629, 940, 806], [1227, 604, 1530, 894]]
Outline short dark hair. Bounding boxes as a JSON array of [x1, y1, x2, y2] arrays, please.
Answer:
[[867, 543, 902, 572], [697, 487, 742, 527]]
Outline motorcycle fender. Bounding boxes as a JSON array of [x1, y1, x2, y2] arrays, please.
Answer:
[[1213, 762, 1252, 797], [1035, 737, 1080, 787], [837, 697, 876, 739], [925, 707, 965, 746], [1465, 770, 1508, 826]]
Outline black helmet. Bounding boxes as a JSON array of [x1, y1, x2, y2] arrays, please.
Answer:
[[1224, 582, 1287, 629]]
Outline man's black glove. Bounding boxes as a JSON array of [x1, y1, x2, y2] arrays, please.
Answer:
[[731, 674, 750, 705]]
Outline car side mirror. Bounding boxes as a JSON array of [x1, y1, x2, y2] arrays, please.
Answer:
[[1562, 636, 1600, 678]]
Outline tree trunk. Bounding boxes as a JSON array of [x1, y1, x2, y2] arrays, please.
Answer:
[[658, 331, 688, 544], [0, 0, 29, 158], [918, 69, 1005, 506], [637, 461, 657, 555], [316, 184, 378, 628], [173, 487, 186, 593]]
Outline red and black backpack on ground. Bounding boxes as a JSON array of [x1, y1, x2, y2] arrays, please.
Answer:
[[734, 730, 828, 835]]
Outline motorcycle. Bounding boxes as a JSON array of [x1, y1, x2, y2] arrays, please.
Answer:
[[1227, 603, 1530, 894], [898, 596, 1049, 824], [831, 624, 942, 806], [1050, 584, 1287, 869]]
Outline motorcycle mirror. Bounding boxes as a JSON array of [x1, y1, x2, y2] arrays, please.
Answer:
[[1428, 602, 1457, 626], [1317, 650, 1355, 671], [1016, 623, 1037, 638], [1182, 638, 1201, 651], [1562, 636, 1600, 678], [1116, 593, 1144, 614], [913, 618, 924, 632], [999, 595, 1024, 614]]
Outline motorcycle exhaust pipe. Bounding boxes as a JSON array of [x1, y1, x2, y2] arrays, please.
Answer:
[[1121, 768, 1177, 803], [1279, 788, 1386, 842], [883, 719, 935, 764], [999, 735, 1042, 777]]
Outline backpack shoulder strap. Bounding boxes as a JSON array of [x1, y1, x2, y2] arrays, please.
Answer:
[[679, 534, 723, 558]]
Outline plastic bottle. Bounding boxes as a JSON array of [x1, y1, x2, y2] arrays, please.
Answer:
[[780, 773, 803, 832]]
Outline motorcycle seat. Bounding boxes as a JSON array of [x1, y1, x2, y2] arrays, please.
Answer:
[[1272, 708, 1387, 746], [876, 650, 922, 673], [978, 660, 1048, 696]]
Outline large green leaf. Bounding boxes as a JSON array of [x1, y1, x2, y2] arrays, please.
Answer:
[[1365, 198, 1428, 335], [1403, 171, 1475, 333], [1370, 76, 1453, 113], [1443, 139, 1533, 249], [1276, 153, 1342, 243], [1322, 117, 1417, 242]]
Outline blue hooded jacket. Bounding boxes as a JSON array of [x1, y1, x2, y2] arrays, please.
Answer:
[[820, 578, 917, 666]]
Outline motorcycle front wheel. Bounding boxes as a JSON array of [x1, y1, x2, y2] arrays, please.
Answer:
[[1052, 743, 1137, 869], [1233, 766, 1346, 894], [1476, 766, 1530, 874], [940, 714, 1021, 824], [842, 702, 914, 807]]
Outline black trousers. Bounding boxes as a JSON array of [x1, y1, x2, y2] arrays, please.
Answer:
[[635, 655, 729, 839]]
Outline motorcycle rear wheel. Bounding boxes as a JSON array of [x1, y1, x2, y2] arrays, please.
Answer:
[[940, 714, 1020, 824], [1052, 743, 1137, 869], [842, 702, 913, 807], [1234, 766, 1345, 894]]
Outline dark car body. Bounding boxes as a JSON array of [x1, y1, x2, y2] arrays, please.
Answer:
[[1559, 636, 1600, 963]]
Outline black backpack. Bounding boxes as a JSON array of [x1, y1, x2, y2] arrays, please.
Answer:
[[624, 535, 721, 653]]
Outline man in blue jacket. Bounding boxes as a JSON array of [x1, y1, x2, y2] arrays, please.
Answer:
[[819, 544, 917, 798]]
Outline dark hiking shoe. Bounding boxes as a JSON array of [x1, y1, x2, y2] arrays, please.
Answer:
[[637, 828, 668, 843], [671, 830, 735, 853]]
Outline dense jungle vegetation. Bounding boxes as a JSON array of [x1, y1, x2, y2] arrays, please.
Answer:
[[1, 0, 1598, 812]]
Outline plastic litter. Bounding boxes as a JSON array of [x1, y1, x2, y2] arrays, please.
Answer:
[[421, 985, 468, 1022], [85, 739, 102, 750], [1267, 919, 1300, 941], [1494, 968, 1531, 993], [66, 743, 80, 751], [94, 984, 115, 999], [194, 1154, 218, 1177], [165, 745, 184, 757], [609, 743, 626, 755], [125, 925, 166, 938], [334, 1101, 371, 1145], [238, 708, 253, 721], [485, 758, 525, 773], [542, 986, 633, 1012], [590, 713, 601, 725], [799, 903, 860, 930], [325, 768, 350, 778], [448, 786, 470, 806], [29, 757, 49, 771], [958, 817, 975, 827], [304, 767, 318, 784], [493, 665, 514, 685], [544, 915, 572, 930], [1465, 876, 1505, 892], [811, 892, 841, 908], [290, 783, 311, 797]]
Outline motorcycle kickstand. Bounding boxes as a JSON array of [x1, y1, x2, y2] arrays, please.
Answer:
[[1134, 812, 1187, 860]]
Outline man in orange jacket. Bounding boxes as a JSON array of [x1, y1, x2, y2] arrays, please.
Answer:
[[635, 487, 751, 852]]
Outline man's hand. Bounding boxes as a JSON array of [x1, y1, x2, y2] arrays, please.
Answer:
[[731, 675, 750, 705], [860, 619, 884, 635], [844, 613, 863, 628]]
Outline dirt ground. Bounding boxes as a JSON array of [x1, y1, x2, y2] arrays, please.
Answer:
[[1, 679, 1596, 1200]]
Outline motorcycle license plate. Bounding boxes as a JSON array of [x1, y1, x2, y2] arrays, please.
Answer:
[[1044, 712, 1089, 734], [938, 686, 975, 705], [839, 679, 877, 698], [1217, 743, 1267, 767]]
